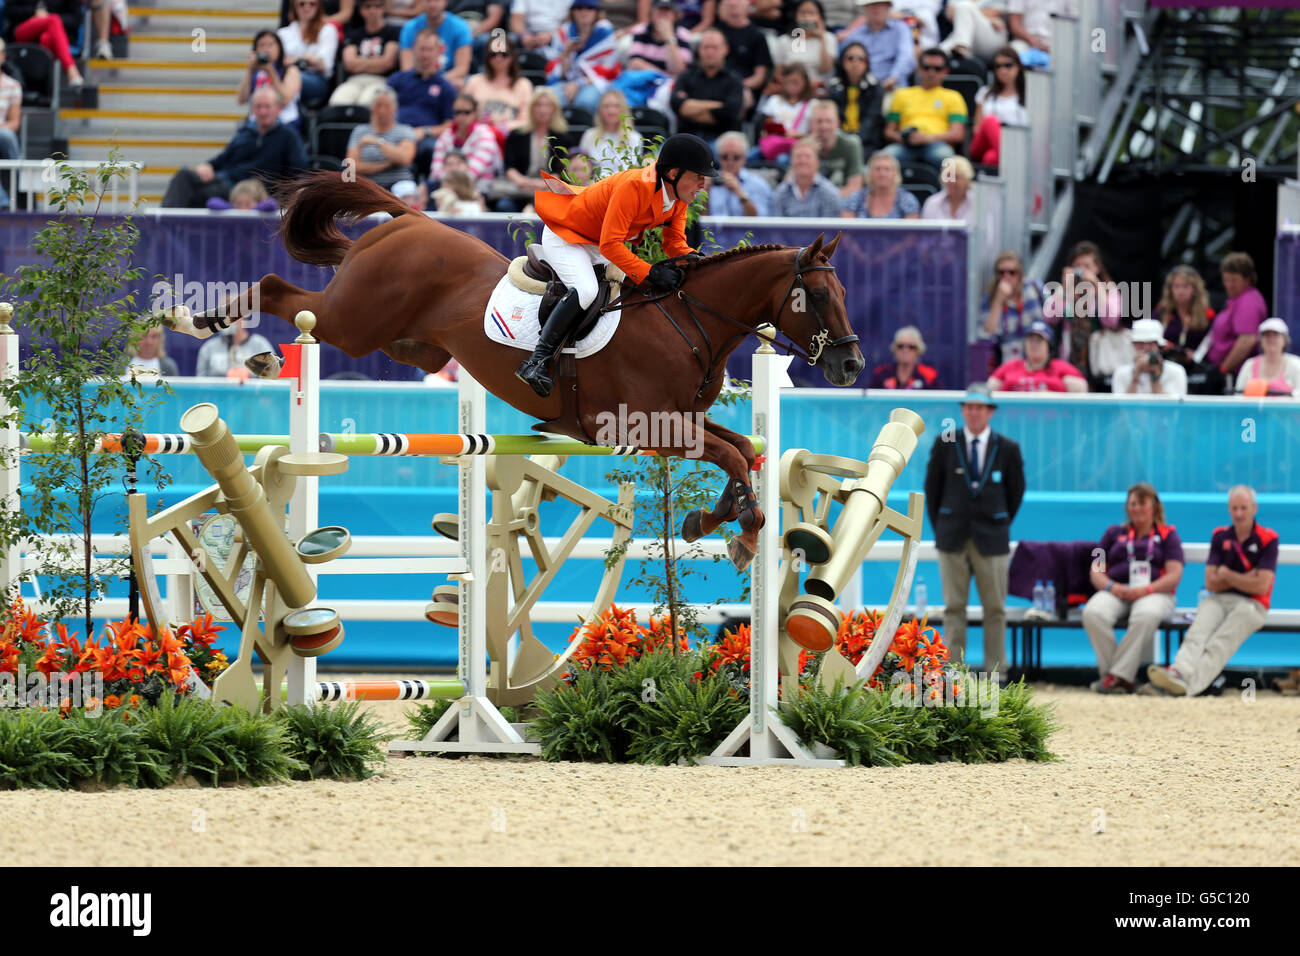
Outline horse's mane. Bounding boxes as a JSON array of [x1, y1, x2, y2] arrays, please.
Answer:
[[681, 243, 790, 271]]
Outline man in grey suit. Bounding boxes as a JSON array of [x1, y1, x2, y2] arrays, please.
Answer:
[[923, 383, 1026, 671]]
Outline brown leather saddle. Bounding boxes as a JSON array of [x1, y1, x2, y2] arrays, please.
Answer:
[[516, 246, 623, 445], [521, 245, 615, 341]]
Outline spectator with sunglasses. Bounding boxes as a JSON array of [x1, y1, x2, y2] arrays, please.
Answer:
[[430, 93, 503, 189], [981, 250, 1044, 364], [970, 45, 1026, 165], [881, 47, 967, 171], [826, 43, 884, 153], [870, 325, 940, 389], [707, 130, 772, 217], [462, 33, 534, 132]]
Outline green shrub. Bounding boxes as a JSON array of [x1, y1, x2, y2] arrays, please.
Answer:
[[61, 708, 171, 788], [0, 708, 91, 789], [132, 697, 302, 786], [276, 702, 390, 780], [530, 669, 627, 762], [780, 682, 908, 767], [627, 675, 748, 766]]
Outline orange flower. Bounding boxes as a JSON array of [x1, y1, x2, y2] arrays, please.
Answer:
[[137, 643, 166, 675], [34, 644, 63, 676], [168, 652, 193, 685], [708, 624, 751, 672], [104, 695, 121, 709], [567, 604, 649, 672]]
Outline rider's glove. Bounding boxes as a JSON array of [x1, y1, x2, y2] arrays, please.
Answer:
[[646, 261, 685, 292]]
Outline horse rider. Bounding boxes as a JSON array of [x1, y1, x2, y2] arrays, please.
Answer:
[[514, 132, 720, 398]]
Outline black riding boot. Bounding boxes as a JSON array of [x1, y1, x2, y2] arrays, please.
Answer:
[[515, 288, 584, 398]]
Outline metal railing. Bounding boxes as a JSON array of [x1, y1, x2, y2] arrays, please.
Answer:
[[0, 159, 142, 213]]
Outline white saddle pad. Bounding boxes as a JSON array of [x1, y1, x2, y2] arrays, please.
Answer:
[[483, 273, 621, 357]]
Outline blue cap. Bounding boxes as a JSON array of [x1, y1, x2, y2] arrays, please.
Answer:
[[962, 382, 997, 407], [571, 0, 602, 7], [1026, 319, 1054, 341]]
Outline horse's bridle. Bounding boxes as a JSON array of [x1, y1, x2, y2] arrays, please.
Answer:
[[772, 256, 860, 365], [613, 246, 859, 397]]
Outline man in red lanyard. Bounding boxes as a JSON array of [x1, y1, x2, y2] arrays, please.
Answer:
[[1147, 485, 1278, 696]]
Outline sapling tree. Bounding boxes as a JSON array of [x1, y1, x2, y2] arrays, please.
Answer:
[[0, 154, 169, 636]]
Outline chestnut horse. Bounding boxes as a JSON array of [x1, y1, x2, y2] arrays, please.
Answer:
[[165, 171, 865, 568]]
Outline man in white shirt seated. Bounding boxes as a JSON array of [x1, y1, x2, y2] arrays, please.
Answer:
[[1112, 318, 1187, 396]]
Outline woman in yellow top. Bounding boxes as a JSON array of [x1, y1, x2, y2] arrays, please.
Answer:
[[516, 133, 719, 397]]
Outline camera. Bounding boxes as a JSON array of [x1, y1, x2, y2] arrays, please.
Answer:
[[797, 19, 817, 29], [1141, 350, 1163, 375], [900, 126, 918, 145], [1071, 267, 1086, 282], [297, 58, 310, 70], [256, 51, 271, 65]]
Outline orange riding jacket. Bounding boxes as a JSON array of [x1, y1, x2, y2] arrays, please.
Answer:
[[533, 163, 695, 286]]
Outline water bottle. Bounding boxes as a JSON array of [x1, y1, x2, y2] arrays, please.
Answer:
[[1043, 580, 1056, 616], [1032, 580, 1045, 612], [914, 575, 928, 618]]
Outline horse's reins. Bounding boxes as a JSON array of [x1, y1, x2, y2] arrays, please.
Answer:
[[605, 247, 859, 398]]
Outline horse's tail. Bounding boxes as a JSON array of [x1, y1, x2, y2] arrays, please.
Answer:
[[277, 171, 414, 267]]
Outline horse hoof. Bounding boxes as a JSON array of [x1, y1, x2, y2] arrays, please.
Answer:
[[738, 506, 765, 534], [727, 536, 755, 572], [157, 305, 213, 340], [246, 351, 283, 379], [681, 510, 704, 543]]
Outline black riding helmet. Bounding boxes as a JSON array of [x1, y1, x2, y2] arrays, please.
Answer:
[[655, 133, 720, 193]]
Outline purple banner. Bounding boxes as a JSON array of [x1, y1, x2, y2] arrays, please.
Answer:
[[0, 212, 968, 388], [710, 222, 970, 390]]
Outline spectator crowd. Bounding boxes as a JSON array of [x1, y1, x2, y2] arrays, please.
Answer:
[[140, 0, 1075, 223]]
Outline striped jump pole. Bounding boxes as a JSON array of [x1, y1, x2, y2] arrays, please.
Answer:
[[261, 679, 465, 702], [19, 433, 292, 455], [19, 432, 769, 459], [317, 432, 767, 457], [315, 678, 464, 702]]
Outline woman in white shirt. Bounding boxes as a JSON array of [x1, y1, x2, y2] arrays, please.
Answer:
[[970, 45, 1028, 166], [278, 0, 339, 109], [577, 88, 644, 177], [1236, 317, 1300, 396]]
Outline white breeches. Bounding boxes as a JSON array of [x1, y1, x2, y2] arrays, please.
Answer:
[[540, 226, 610, 308]]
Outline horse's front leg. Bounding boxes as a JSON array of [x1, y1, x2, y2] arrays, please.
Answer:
[[661, 416, 763, 572], [159, 274, 307, 339]]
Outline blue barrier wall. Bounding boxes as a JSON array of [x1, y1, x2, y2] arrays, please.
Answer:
[[17, 377, 1300, 672], [0, 212, 969, 390]]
